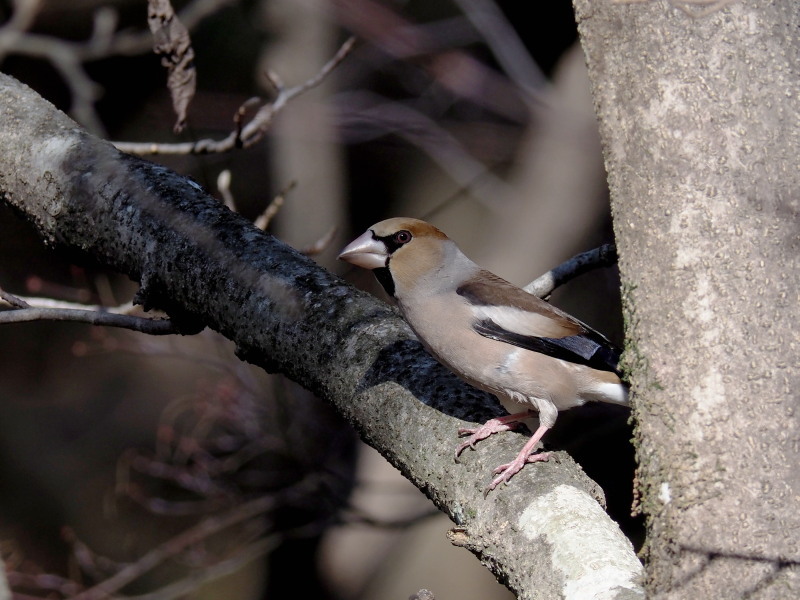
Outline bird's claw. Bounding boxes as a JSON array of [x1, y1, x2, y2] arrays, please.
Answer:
[[483, 451, 551, 496], [454, 418, 522, 462]]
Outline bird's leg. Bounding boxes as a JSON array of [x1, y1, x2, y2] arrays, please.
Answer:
[[484, 425, 551, 494], [454, 410, 535, 461]]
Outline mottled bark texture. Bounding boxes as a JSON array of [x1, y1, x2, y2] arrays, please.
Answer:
[[574, 0, 799, 597], [0, 73, 643, 600]]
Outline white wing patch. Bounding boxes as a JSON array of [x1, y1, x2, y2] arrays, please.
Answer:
[[472, 305, 567, 338]]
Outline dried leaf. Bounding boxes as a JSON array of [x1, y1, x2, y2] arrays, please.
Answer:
[[147, 0, 196, 133]]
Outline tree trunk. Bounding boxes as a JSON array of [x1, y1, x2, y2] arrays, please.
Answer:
[[574, 0, 800, 596]]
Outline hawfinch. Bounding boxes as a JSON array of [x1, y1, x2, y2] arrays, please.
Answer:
[[338, 218, 628, 492]]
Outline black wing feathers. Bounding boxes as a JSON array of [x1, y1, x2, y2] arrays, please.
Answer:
[[473, 318, 622, 375], [457, 272, 622, 375]]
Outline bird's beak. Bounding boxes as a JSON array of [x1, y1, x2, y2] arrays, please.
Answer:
[[338, 230, 388, 270]]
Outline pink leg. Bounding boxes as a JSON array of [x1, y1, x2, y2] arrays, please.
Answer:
[[485, 425, 551, 494], [454, 411, 535, 461]]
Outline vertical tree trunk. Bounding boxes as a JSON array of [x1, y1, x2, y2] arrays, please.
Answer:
[[574, 0, 800, 596], [257, 0, 348, 268]]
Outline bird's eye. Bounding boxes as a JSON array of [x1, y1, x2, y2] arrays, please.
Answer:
[[394, 230, 412, 244]]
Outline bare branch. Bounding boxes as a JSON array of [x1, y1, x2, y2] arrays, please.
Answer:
[[70, 494, 276, 600], [253, 181, 296, 231], [124, 537, 278, 600], [0, 283, 178, 334], [276, 36, 357, 105], [333, 0, 534, 120], [112, 36, 357, 156], [335, 91, 515, 210], [300, 226, 338, 256], [216, 169, 236, 211], [0, 0, 237, 131], [0, 306, 178, 334], [450, 0, 547, 97], [523, 244, 619, 299], [0, 287, 29, 308]]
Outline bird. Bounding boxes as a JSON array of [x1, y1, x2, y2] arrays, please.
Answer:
[[338, 217, 628, 493]]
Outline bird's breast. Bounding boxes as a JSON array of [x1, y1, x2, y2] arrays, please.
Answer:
[[398, 294, 567, 403]]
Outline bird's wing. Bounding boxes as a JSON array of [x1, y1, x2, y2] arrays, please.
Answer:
[[457, 272, 622, 374]]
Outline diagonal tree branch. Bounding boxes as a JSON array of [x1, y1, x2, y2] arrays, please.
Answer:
[[0, 72, 643, 600]]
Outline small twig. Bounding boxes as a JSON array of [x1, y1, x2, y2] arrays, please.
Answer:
[[0, 306, 178, 334], [25, 275, 94, 303], [335, 91, 514, 211], [450, 0, 547, 97], [5, 571, 82, 598], [125, 537, 279, 600], [0, 287, 30, 308], [523, 243, 619, 299], [275, 36, 357, 105], [341, 506, 439, 529], [0, 0, 43, 41], [63, 527, 126, 583], [216, 169, 236, 211], [254, 181, 296, 230], [262, 69, 284, 96], [300, 226, 338, 256], [1, 282, 180, 334], [232, 96, 262, 149], [113, 36, 357, 155], [93, 273, 118, 307], [0, 0, 239, 132], [70, 494, 277, 600]]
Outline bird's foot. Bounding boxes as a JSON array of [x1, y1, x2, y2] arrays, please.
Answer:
[[483, 451, 551, 496], [454, 417, 524, 462]]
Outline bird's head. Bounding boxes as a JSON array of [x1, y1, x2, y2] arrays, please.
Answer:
[[338, 218, 454, 297]]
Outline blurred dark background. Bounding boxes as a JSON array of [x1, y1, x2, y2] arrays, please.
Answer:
[[0, 1, 640, 598]]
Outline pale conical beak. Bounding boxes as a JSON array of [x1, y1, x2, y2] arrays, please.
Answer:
[[338, 230, 389, 270]]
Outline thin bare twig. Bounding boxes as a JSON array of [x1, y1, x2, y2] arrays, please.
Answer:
[[232, 96, 263, 149], [335, 91, 515, 210], [112, 36, 357, 155], [300, 226, 338, 256], [5, 571, 82, 598], [333, 0, 533, 120], [70, 494, 277, 600], [341, 506, 439, 529], [254, 181, 297, 231], [450, 0, 547, 97], [0, 306, 178, 334], [125, 537, 279, 600], [523, 243, 619, 299], [0, 287, 30, 308], [0, 284, 177, 333], [0, 0, 238, 133], [216, 169, 236, 211]]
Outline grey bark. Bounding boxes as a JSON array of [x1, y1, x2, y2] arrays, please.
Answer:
[[0, 73, 643, 600], [574, 0, 800, 597]]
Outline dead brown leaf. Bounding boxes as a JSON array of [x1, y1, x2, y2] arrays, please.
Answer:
[[147, 0, 196, 133]]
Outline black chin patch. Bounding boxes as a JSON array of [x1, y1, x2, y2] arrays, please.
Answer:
[[372, 267, 395, 297]]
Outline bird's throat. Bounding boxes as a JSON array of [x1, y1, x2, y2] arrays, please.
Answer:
[[372, 267, 395, 297]]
